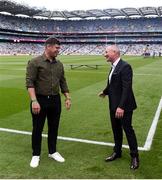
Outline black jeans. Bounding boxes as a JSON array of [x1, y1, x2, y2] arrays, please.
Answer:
[[31, 94, 61, 156], [110, 110, 138, 157]]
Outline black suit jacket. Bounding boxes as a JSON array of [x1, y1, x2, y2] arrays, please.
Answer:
[[103, 59, 137, 112]]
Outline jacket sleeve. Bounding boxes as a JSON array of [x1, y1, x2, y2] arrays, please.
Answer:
[[118, 64, 133, 109], [103, 84, 109, 95]]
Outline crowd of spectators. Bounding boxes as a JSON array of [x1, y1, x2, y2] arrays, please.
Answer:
[[1, 34, 162, 44], [0, 14, 162, 33], [1, 14, 162, 56], [0, 43, 43, 55], [0, 42, 162, 56]]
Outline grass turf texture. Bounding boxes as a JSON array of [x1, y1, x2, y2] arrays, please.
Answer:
[[0, 55, 162, 178]]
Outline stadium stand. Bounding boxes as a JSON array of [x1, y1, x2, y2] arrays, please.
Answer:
[[0, 0, 162, 56]]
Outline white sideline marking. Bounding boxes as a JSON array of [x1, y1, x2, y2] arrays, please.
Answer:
[[134, 73, 162, 76], [143, 97, 162, 150], [0, 127, 144, 150], [0, 97, 162, 151]]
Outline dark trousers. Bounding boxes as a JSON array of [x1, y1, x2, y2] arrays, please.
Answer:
[[31, 94, 61, 156], [110, 110, 138, 157]]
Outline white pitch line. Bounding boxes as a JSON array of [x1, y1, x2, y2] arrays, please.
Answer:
[[0, 127, 145, 151], [134, 73, 162, 76], [143, 97, 162, 150], [0, 97, 162, 151]]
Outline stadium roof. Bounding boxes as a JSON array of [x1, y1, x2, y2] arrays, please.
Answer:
[[0, 0, 42, 16], [0, 0, 162, 19]]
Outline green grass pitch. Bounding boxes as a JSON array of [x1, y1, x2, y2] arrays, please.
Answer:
[[0, 55, 162, 178]]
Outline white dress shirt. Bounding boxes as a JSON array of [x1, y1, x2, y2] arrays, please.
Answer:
[[109, 58, 120, 83]]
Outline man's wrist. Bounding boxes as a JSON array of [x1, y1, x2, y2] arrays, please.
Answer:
[[65, 97, 71, 101], [31, 99, 38, 103]]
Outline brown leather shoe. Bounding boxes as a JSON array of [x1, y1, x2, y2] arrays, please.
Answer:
[[130, 157, 139, 170], [105, 152, 121, 162]]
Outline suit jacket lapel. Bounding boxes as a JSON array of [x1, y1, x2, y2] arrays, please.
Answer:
[[109, 59, 123, 84], [112, 59, 122, 74], [108, 59, 122, 85]]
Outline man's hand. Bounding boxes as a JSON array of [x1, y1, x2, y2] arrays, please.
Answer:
[[32, 101, 41, 114], [65, 98, 71, 110], [115, 107, 124, 119], [98, 91, 106, 98]]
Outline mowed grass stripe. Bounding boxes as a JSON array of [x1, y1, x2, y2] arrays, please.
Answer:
[[0, 75, 158, 147], [0, 75, 23, 81], [0, 56, 162, 146], [1, 55, 162, 178]]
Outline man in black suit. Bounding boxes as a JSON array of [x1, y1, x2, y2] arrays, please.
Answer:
[[98, 45, 139, 170]]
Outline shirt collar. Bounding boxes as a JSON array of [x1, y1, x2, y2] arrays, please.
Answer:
[[112, 57, 120, 68], [42, 53, 57, 63]]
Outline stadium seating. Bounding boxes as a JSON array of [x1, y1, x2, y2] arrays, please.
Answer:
[[0, 14, 162, 56]]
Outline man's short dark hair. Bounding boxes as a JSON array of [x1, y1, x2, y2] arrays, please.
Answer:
[[45, 37, 60, 46]]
